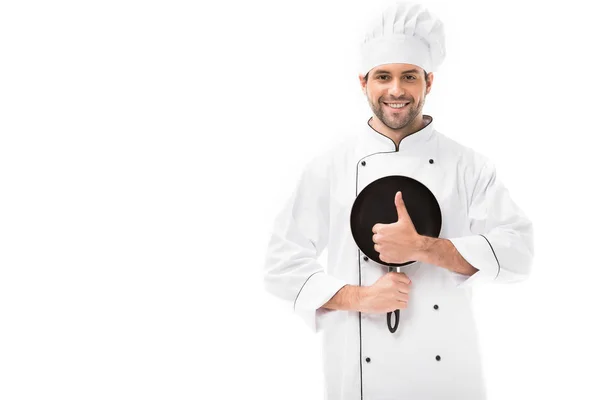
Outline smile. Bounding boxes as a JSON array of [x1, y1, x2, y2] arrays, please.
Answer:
[[384, 102, 409, 110]]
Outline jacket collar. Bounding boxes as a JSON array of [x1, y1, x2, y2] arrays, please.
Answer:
[[362, 115, 435, 153]]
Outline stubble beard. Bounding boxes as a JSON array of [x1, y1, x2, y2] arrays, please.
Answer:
[[370, 96, 425, 131]]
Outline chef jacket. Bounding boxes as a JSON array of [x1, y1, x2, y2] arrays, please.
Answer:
[[263, 115, 534, 400]]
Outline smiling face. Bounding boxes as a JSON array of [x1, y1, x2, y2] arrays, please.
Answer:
[[359, 64, 433, 132]]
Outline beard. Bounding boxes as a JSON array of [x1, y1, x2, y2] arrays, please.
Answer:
[[369, 95, 425, 130]]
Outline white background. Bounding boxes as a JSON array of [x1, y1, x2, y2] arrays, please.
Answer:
[[1, 0, 598, 399]]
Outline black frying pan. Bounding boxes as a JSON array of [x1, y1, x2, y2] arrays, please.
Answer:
[[350, 175, 442, 333]]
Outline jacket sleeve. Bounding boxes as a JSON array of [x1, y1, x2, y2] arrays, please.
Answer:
[[447, 158, 534, 288], [263, 154, 347, 332]]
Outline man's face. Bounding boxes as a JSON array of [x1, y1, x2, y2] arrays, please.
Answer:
[[359, 63, 432, 130]]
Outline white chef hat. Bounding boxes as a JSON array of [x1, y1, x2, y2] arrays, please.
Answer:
[[359, 1, 446, 76]]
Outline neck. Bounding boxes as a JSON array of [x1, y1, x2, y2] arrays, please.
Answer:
[[369, 114, 427, 147]]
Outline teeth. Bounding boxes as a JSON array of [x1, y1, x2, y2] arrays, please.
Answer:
[[387, 103, 408, 108]]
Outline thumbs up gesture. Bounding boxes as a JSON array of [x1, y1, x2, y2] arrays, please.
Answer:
[[372, 191, 426, 264]]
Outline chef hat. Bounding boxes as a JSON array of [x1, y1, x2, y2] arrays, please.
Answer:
[[359, 1, 446, 76]]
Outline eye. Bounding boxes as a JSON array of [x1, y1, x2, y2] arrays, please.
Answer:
[[377, 75, 390, 80], [404, 75, 416, 80]]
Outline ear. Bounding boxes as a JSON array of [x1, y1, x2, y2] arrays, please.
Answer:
[[425, 72, 434, 95], [359, 74, 367, 93]]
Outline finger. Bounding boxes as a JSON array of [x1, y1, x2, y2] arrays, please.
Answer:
[[395, 191, 410, 220], [372, 223, 384, 234], [395, 300, 408, 310], [374, 243, 381, 253], [395, 292, 409, 302], [372, 233, 381, 243], [391, 273, 412, 285], [394, 282, 412, 294]]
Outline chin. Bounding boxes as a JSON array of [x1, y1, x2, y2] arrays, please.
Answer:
[[384, 118, 409, 129]]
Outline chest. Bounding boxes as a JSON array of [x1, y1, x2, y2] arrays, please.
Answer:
[[330, 149, 470, 238]]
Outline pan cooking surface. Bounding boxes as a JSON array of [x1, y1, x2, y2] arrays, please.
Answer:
[[351, 175, 442, 267]]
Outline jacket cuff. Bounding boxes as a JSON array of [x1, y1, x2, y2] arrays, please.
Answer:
[[447, 234, 500, 288], [293, 272, 347, 332]]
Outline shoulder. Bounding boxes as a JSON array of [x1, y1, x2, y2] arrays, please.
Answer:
[[290, 134, 357, 194], [303, 129, 361, 173], [434, 129, 495, 178]]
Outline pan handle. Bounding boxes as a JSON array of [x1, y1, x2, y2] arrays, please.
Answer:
[[387, 309, 400, 333], [387, 266, 403, 333]]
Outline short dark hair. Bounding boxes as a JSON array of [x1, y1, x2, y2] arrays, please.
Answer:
[[365, 69, 429, 84]]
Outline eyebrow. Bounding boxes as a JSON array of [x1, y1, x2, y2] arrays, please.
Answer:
[[372, 69, 421, 75]]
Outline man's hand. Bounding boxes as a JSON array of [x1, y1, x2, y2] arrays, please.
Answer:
[[372, 191, 425, 264], [360, 271, 411, 313]]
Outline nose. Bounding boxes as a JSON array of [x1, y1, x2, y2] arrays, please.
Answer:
[[388, 78, 406, 97]]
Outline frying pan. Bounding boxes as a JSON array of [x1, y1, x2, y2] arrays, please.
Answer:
[[350, 175, 442, 333]]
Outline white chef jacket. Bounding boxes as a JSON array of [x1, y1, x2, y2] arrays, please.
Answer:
[[263, 115, 534, 400]]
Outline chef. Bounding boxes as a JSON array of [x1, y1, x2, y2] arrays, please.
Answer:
[[263, 1, 534, 399]]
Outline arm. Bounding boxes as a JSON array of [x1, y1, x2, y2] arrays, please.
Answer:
[[445, 158, 534, 287], [418, 237, 479, 277], [263, 153, 347, 332], [321, 273, 412, 313], [321, 285, 364, 311]]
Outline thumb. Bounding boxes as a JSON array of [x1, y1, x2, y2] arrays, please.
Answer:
[[395, 191, 409, 220]]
